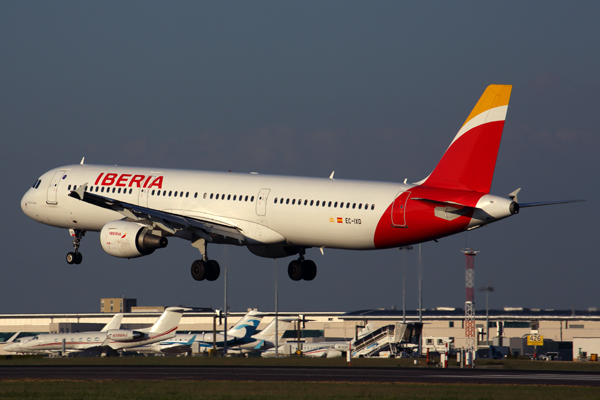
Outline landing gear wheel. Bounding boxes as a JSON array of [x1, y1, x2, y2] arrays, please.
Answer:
[[191, 260, 208, 281], [302, 260, 317, 281], [74, 252, 83, 265], [66, 252, 76, 265], [206, 260, 220, 281], [288, 260, 303, 281]]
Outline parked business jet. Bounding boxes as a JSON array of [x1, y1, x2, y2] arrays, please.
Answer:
[[3, 307, 188, 354], [21, 85, 581, 282], [126, 310, 263, 355]]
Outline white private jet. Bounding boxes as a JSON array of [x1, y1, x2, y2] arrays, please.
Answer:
[[3, 307, 188, 354], [126, 310, 263, 355], [21, 85, 582, 281]]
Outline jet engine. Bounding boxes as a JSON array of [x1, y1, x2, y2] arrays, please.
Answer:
[[106, 329, 146, 342], [326, 349, 343, 358], [100, 220, 168, 258], [247, 245, 299, 259]]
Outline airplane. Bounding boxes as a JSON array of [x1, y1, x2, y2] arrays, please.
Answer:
[[3, 307, 187, 354], [226, 316, 295, 355], [262, 341, 349, 358], [21, 85, 583, 281], [125, 310, 263, 355], [2, 313, 123, 354]]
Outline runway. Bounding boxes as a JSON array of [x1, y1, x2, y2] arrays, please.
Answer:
[[2, 365, 600, 386]]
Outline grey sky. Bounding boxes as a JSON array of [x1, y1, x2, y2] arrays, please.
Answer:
[[1, 1, 597, 314]]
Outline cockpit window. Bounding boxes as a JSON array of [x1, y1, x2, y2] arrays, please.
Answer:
[[32, 179, 42, 189]]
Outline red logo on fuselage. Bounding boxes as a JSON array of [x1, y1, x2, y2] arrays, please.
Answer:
[[94, 173, 163, 189]]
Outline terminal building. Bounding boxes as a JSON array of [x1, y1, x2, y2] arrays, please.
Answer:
[[2, 303, 600, 359]]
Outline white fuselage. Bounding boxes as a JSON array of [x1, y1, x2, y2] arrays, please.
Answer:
[[22, 164, 415, 250]]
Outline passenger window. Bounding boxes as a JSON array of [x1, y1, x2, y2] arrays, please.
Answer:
[[210, 193, 213, 199], [174, 191, 178, 197], [129, 188, 132, 194], [95, 187, 99, 192], [292, 199, 295, 205], [68, 185, 72, 190], [365, 203, 369, 209], [334, 202, 338, 208], [251, 196, 254, 201], [239, 196, 242, 201], [286, 199, 289, 204], [358, 203, 362, 209], [113, 188, 116, 193], [245, 195, 248, 201], [152, 190, 155, 195], [371, 204, 375, 210], [233, 195, 236, 201], [346, 203, 350, 209], [274, 198, 277, 204], [101, 187, 105, 193], [352, 203, 356, 209], [186, 192, 189, 198], [304, 200, 308, 205], [227, 194, 231, 200], [169, 191, 172, 197], [203, 193, 207, 199], [222, 194, 226, 200]]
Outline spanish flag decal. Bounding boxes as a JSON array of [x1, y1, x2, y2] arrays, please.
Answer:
[[337, 217, 343, 223]]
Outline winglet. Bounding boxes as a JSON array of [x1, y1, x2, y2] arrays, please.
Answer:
[[5, 331, 21, 344], [509, 188, 522, 203], [69, 183, 88, 200]]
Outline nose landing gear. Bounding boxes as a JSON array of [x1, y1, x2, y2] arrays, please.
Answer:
[[66, 229, 85, 265]]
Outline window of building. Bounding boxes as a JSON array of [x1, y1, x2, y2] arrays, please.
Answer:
[[449, 321, 454, 328]]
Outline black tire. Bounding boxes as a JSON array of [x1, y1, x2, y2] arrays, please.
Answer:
[[66, 252, 76, 265], [191, 260, 207, 281], [288, 260, 303, 281], [302, 260, 317, 281], [74, 252, 83, 265], [206, 260, 220, 281]]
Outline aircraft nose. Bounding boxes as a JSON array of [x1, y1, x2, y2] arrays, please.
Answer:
[[21, 189, 36, 218]]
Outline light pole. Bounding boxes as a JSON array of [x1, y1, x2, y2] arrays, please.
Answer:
[[399, 246, 413, 323], [479, 283, 494, 346]]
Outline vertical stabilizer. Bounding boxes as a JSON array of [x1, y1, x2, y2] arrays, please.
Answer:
[[419, 85, 512, 193], [100, 314, 124, 332], [227, 311, 263, 339], [252, 318, 294, 343], [147, 307, 188, 334]]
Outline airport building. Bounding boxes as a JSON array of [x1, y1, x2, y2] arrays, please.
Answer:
[[2, 305, 600, 359]]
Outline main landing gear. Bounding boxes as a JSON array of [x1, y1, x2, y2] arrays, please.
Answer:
[[287, 249, 317, 281], [191, 259, 221, 281], [190, 237, 221, 281], [66, 229, 85, 265]]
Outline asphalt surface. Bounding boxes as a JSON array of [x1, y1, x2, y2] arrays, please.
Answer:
[[2, 365, 600, 386]]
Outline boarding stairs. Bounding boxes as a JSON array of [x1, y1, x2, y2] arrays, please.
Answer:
[[351, 322, 407, 358]]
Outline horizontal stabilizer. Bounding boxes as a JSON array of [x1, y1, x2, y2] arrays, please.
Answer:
[[519, 199, 585, 208]]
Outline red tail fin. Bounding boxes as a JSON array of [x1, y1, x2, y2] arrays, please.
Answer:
[[419, 85, 512, 193]]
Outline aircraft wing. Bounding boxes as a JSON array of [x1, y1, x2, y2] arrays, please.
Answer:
[[68, 188, 244, 241]]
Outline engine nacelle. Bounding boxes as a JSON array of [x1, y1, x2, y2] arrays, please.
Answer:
[[106, 329, 146, 342], [326, 349, 343, 358], [247, 245, 299, 259], [100, 220, 168, 258]]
